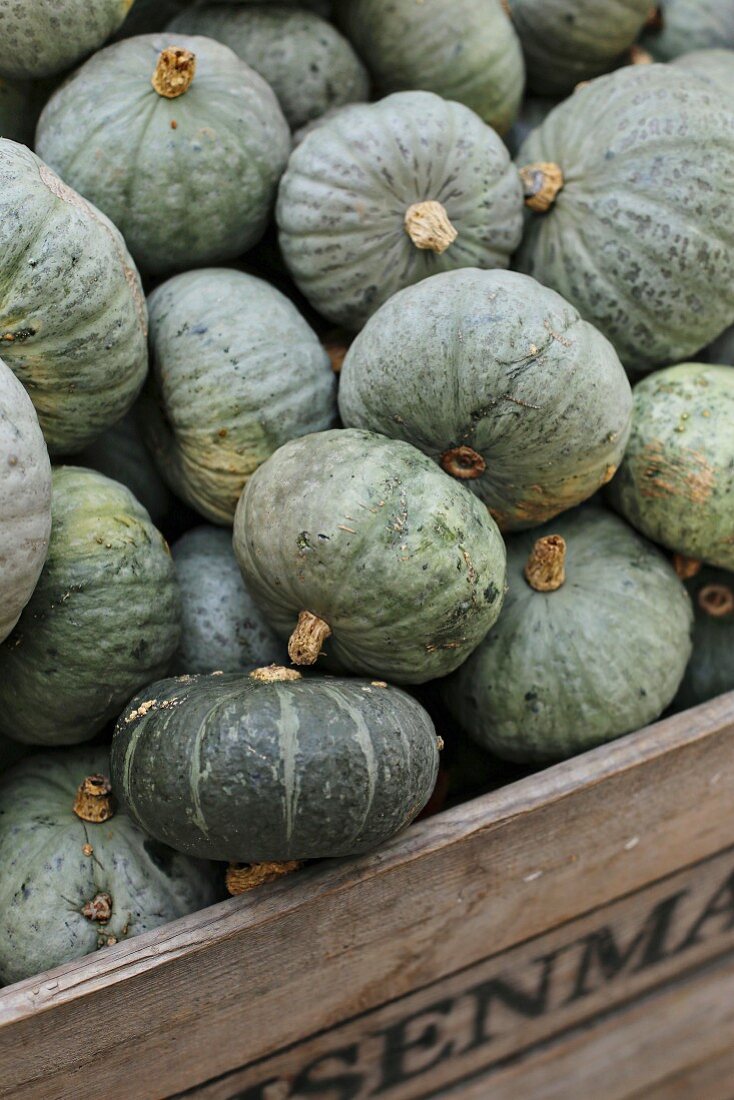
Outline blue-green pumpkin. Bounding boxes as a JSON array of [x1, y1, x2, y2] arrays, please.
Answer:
[[675, 567, 734, 711], [0, 0, 134, 80], [672, 48, 734, 97], [641, 0, 734, 60]]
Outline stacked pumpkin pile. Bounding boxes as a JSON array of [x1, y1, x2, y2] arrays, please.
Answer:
[[0, 0, 732, 986]]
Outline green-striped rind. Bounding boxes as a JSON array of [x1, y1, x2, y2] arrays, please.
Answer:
[[111, 672, 440, 861], [641, 0, 734, 60], [0, 0, 133, 80], [675, 566, 734, 711]]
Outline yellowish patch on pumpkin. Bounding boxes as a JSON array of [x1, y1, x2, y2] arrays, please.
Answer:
[[637, 441, 715, 504]]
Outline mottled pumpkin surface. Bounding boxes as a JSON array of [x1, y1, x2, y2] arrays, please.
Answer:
[[675, 566, 734, 711], [608, 365, 734, 571], [112, 671, 440, 861], [234, 429, 507, 683], [672, 48, 734, 97], [441, 509, 693, 763], [0, 0, 133, 80], [0, 748, 219, 987], [36, 35, 291, 276], [339, 269, 632, 531], [277, 90, 524, 330], [0, 467, 181, 746], [515, 66, 734, 373], [641, 0, 734, 60], [0, 141, 148, 454]]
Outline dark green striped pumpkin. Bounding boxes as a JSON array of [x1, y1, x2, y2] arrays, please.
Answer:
[[675, 567, 734, 711]]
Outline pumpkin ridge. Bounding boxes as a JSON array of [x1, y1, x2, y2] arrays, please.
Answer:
[[319, 682, 379, 846]]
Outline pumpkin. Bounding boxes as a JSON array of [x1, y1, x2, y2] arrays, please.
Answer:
[[336, 0, 523, 135], [608, 364, 734, 572], [674, 565, 734, 711], [0, 0, 133, 80], [707, 326, 734, 366], [0, 749, 219, 986], [339, 269, 632, 532], [0, 359, 52, 645], [0, 78, 42, 144], [168, 5, 369, 131], [111, 666, 441, 862], [233, 428, 507, 684], [672, 48, 734, 97], [0, 140, 148, 455], [140, 268, 337, 524], [277, 90, 524, 331], [641, 1, 734, 61], [35, 35, 291, 277], [440, 509, 693, 763], [506, 0, 651, 95], [0, 467, 181, 746], [172, 527, 283, 673], [505, 95, 558, 158], [515, 66, 734, 374]]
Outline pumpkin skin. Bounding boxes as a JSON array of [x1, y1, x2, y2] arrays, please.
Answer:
[[608, 365, 734, 571], [0, 140, 148, 455], [0, 748, 219, 987], [0, 360, 51, 644], [515, 66, 734, 374], [641, 0, 734, 61], [140, 269, 337, 524], [336, 0, 523, 134], [111, 670, 440, 861], [339, 269, 632, 532], [0, 0, 133, 80], [168, 5, 369, 131], [277, 90, 524, 331], [441, 509, 693, 763], [233, 428, 507, 684], [0, 467, 181, 746], [35, 35, 291, 277], [675, 567, 734, 711], [672, 49, 734, 97], [172, 527, 283, 673]]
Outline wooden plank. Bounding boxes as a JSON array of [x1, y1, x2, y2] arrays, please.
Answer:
[[631, 1045, 734, 1100], [0, 693, 733, 1099]]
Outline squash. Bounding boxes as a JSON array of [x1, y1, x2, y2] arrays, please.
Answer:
[[0, 0, 133, 80], [111, 666, 441, 862], [0, 140, 148, 454], [672, 48, 734, 97], [0, 467, 181, 746], [505, 95, 558, 158], [440, 508, 693, 763], [172, 527, 283, 673], [140, 268, 337, 524], [506, 0, 651, 95], [277, 90, 524, 331], [0, 78, 42, 144], [0, 749, 219, 986], [168, 5, 369, 131], [0, 360, 51, 644], [233, 428, 507, 684], [336, 0, 523, 135], [35, 35, 291, 277], [515, 65, 734, 373], [339, 268, 632, 532], [608, 364, 734, 572], [641, 0, 734, 61], [674, 566, 734, 711]]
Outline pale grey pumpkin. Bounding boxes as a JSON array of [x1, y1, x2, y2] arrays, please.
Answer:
[[641, 0, 734, 60], [0, 0, 134, 80], [672, 48, 734, 97]]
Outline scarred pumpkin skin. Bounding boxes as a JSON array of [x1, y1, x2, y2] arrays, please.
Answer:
[[515, 66, 734, 373], [0, 0, 133, 80], [112, 671, 440, 861], [672, 49, 734, 98], [277, 90, 524, 331], [641, 0, 734, 61], [0, 748, 219, 987], [608, 364, 734, 571], [35, 35, 291, 277], [441, 509, 693, 763], [0, 141, 148, 455], [675, 566, 734, 711], [0, 467, 181, 746], [339, 269, 632, 532]]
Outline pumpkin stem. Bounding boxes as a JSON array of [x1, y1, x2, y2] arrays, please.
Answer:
[[73, 774, 115, 823], [440, 445, 487, 481], [322, 329, 351, 375], [524, 535, 566, 592], [288, 610, 332, 666], [629, 44, 654, 65], [152, 47, 196, 99], [226, 861, 301, 895], [673, 554, 702, 580], [404, 201, 458, 254], [698, 584, 734, 619], [81, 892, 113, 923], [518, 163, 565, 213], [249, 665, 303, 683]]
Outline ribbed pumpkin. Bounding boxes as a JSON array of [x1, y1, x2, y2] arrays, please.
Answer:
[[515, 66, 734, 373], [608, 364, 734, 572], [140, 268, 337, 524], [0, 749, 219, 986], [441, 509, 693, 763], [277, 90, 524, 330], [35, 35, 291, 276], [641, 0, 734, 60], [336, 0, 524, 134], [233, 428, 507, 684], [0, 78, 42, 144], [0, 467, 181, 746], [0, 360, 51, 644], [672, 48, 734, 97], [675, 566, 734, 711], [0, 140, 148, 454], [339, 269, 632, 532], [168, 5, 369, 130], [111, 667, 441, 861], [172, 527, 283, 674], [0, 0, 133, 80]]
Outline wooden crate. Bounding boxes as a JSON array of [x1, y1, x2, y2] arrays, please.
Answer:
[[1, 691, 733, 1100]]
